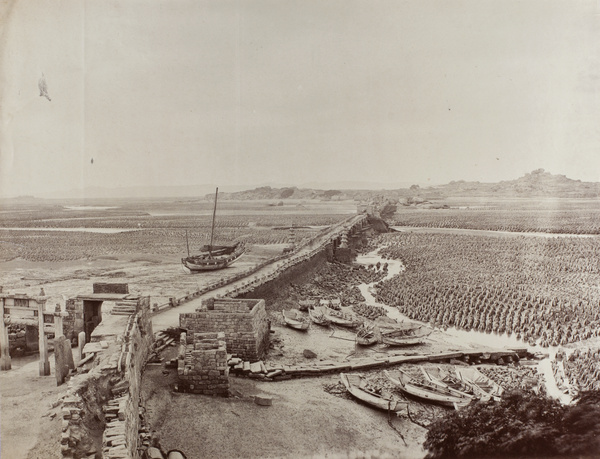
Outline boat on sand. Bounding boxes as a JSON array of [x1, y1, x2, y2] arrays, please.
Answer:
[[379, 323, 432, 346], [182, 187, 245, 273], [308, 306, 331, 326], [325, 308, 362, 328], [421, 366, 489, 402], [340, 373, 408, 414], [356, 324, 378, 346], [282, 309, 310, 330], [384, 369, 473, 409], [455, 367, 504, 401]]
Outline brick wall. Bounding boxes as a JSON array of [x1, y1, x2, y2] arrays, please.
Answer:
[[180, 298, 269, 361], [177, 332, 229, 395]]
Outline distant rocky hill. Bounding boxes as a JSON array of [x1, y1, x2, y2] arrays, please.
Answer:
[[435, 169, 600, 198], [210, 170, 600, 201]]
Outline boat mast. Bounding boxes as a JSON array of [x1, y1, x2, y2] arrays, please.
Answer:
[[185, 229, 190, 257], [208, 187, 218, 256]]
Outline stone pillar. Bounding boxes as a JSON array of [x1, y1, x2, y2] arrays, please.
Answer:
[[38, 300, 50, 376], [78, 331, 86, 360], [54, 304, 64, 338], [340, 231, 348, 248], [0, 299, 11, 371]]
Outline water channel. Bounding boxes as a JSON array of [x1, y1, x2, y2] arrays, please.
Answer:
[[392, 225, 597, 239], [0, 227, 141, 234], [354, 248, 572, 403]]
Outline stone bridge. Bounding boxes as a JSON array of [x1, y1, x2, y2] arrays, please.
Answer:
[[151, 213, 370, 330]]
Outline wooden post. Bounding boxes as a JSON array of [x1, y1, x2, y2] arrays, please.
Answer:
[[0, 298, 11, 371], [38, 299, 50, 376]]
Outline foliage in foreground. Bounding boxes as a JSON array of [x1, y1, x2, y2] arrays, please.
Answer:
[[424, 390, 600, 458]]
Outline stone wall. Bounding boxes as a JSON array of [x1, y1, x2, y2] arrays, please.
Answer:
[[60, 297, 153, 459], [177, 331, 229, 395], [64, 298, 80, 344], [180, 298, 269, 361], [93, 283, 129, 294], [237, 249, 329, 307]]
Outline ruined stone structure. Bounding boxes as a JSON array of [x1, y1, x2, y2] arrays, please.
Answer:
[[180, 298, 269, 361], [61, 296, 153, 459], [177, 331, 229, 395]]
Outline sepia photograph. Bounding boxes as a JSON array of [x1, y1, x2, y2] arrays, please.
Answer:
[[1, 1, 599, 458]]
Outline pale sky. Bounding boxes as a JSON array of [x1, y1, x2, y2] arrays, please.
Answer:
[[1, 0, 599, 197]]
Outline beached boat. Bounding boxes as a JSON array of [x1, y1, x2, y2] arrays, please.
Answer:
[[384, 369, 473, 409], [356, 324, 378, 346], [308, 306, 331, 326], [340, 373, 408, 414], [380, 324, 432, 346], [421, 366, 489, 402], [325, 308, 362, 328], [282, 309, 310, 330], [455, 367, 504, 401], [182, 188, 245, 272]]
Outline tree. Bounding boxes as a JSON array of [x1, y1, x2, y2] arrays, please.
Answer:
[[425, 391, 565, 458]]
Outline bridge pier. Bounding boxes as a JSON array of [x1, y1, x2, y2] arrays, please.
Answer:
[[0, 313, 10, 371]]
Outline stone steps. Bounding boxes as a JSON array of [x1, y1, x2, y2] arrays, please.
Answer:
[[111, 306, 137, 316]]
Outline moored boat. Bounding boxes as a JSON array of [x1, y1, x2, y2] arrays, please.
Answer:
[[340, 373, 408, 414], [356, 324, 378, 346], [308, 306, 331, 326], [384, 369, 473, 409], [421, 366, 489, 402], [325, 308, 362, 328], [455, 367, 504, 401], [182, 187, 245, 273], [282, 309, 310, 330], [380, 324, 432, 346]]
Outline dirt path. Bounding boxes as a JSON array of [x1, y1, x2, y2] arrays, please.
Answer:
[[142, 348, 426, 459], [0, 354, 63, 459]]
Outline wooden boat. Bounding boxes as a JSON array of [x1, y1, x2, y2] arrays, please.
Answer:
[[182, 188, 245, 272], [356, 324, 378, 346], [308, 306, 331, 326], [455, 367, 504, 401], [421, 366, 489, 402], [325, 308, 361, 328], [282, 309, 310, 330], [340, 373, 407, 414], [384, 369, 473, 409], [167, 451, 188, 459], [380, 324, 432, 346]]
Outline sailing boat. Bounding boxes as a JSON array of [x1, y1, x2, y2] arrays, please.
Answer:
[[181, 187, 245, 272]]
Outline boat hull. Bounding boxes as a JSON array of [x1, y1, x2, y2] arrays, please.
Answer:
[[182, 244, 245, 272], [357, 336, 378, 346], [380, 325, 432, 346], [325, 308, 361, 328], [356, 325, 378, 345], [385, 370, 472, 409], [340, 373, 407, 413], [308, 307, 331, 326], [283, 310, 310, 330], [455, 367, 504, 400]]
